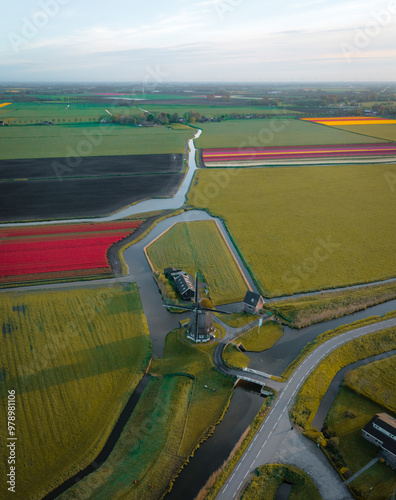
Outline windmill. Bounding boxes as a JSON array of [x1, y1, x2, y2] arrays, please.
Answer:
[[168, 274, 231, 343]]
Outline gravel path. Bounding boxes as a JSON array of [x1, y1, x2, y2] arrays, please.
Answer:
[[273, 430, 352, 500]]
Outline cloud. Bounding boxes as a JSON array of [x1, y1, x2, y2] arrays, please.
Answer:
[[1, 0, 395, 82]]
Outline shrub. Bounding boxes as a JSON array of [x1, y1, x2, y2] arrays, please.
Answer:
[[327, 436, 340, 450], [340, 467, 352, 480], [303, 428, 326, 446]]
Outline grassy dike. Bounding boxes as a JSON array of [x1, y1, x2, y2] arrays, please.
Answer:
[[268, 280, 396, 328], [223, 343, 251, 369], [280, 310, 396, 381]]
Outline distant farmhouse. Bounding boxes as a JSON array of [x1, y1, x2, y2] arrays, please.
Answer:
[[362, 413, 396, 465], [164, 267, 195, 301], [243, 291, 265, 314]]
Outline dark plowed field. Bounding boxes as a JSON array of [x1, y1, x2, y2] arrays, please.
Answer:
[[0, 154, 183, 222], [0, 154, 182, 180]]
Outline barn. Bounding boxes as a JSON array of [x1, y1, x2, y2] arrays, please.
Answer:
[[173, 272, 195, 301]]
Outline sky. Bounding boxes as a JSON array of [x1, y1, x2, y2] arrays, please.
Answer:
[[1, 0, 396, 82]]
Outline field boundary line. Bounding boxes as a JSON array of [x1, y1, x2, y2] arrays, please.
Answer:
[[214, 220, 252, 292]]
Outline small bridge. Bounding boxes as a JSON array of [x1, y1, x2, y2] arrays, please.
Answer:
[[213, 343, 284, 394]]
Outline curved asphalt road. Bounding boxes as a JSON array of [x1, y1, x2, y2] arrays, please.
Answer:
[[216, 317, 396, 500]]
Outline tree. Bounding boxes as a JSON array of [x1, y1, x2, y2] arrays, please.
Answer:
[[327, 436, 340, 450], [170, 112, 179, 123], [156, 112, 169, 125]]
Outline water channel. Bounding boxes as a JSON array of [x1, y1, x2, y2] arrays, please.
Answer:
[[247, 299, 396, 376]]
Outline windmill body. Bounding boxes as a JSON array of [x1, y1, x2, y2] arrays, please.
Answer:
[[187, 308, 215, 343], [167, 273, 231, 343]]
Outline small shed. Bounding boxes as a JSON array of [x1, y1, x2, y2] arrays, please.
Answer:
[[164, 267, 179, 280], [243, 291, 265, 314]]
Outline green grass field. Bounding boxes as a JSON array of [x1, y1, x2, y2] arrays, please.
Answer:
[[349, 461, 396, 500], [214, 312, 257, 328], [344, 355, 396, 413], [269, 281, 396, 328], [241, 464, 321, 500], [0, 124, 193, 159], [146, 220, 249, 305], [0, 284, 151, 500], [325, 387, 396, 499], [60, 329, 235, 500], [223, 343, 251, 369], [188, 164, 396, 297], [27, 93, 206, 101], [331, 123, 396, 142], [0, 102, 295, 126], [235, 321, 283, 352], [0, 102, 142, 124], [194, 118, 386, 149], [144, 104, 295, 117]]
